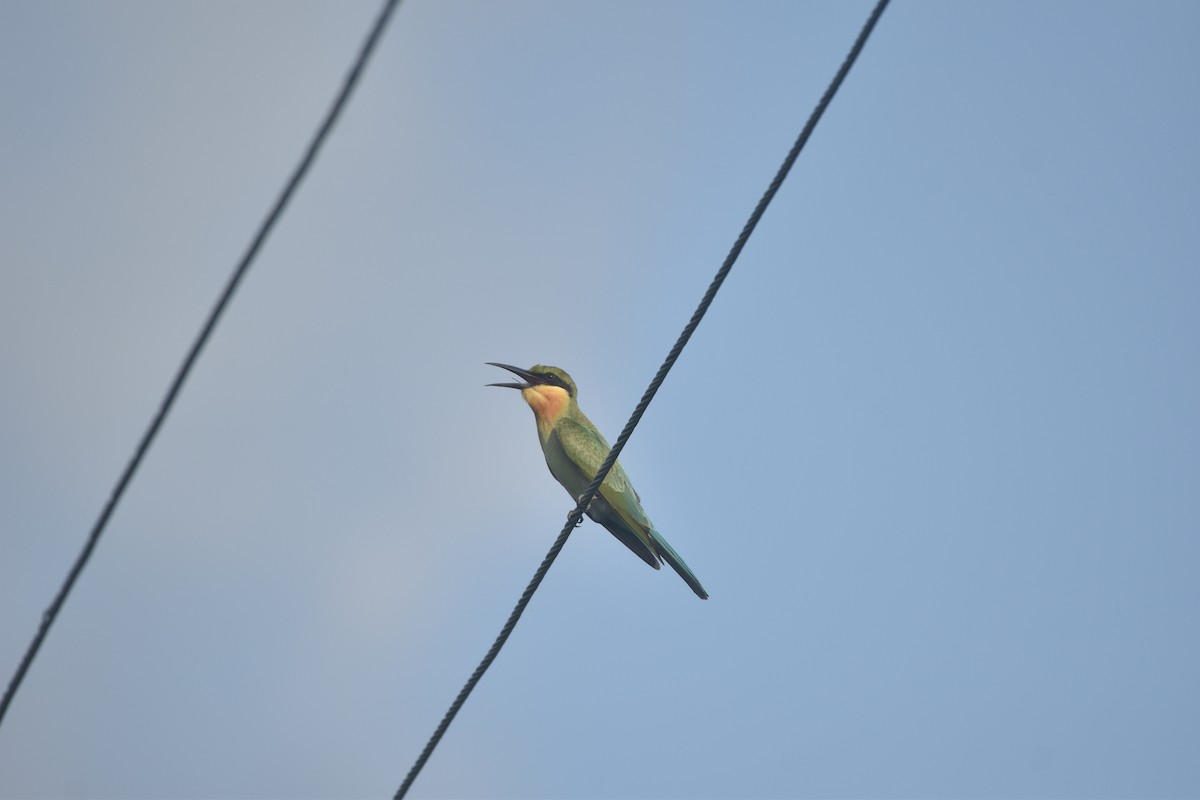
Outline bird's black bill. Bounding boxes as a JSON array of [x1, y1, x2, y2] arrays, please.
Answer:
[[486, 362, 544, 389]]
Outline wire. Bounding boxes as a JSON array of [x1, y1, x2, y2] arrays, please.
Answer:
[[394, 0, 891, 795], [0, 0, 403, 728]]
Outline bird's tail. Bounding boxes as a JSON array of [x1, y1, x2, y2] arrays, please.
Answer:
[[650, 528, 709, 600]]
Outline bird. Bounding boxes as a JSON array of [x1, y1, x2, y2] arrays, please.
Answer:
[[487, 362, 708, 599]]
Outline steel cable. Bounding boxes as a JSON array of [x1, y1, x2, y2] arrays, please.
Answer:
[[0, 0, 403, 727], [394, 1, 891, 795]]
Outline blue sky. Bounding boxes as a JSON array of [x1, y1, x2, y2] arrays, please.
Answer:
[[1, 1, 1198, 797]]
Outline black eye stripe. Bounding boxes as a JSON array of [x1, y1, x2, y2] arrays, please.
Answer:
[[535, 373, 572, 395]]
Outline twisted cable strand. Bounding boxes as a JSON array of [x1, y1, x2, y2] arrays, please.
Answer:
[[0, 0, 404, 727], [394, 1, 891, 795]]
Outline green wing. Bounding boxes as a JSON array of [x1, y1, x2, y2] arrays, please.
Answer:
[[554, 414, 709, 599], [554, 415, 658, 554]]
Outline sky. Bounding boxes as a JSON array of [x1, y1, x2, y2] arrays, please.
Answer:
[[1, 1, 1198, 798]]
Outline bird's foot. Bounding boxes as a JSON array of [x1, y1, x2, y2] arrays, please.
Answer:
[[568, 497, 594, 527]]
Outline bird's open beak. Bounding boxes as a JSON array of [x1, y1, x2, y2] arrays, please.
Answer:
[[486, 362, 544, 390]]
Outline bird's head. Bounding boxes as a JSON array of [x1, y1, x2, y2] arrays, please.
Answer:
[[487, 363, 577, 438]]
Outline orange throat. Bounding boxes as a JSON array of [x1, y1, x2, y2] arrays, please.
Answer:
[[521, 384, 570, 441]]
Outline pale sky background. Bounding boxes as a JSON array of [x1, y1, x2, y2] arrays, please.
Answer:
[[1, 1, 1198, 798]]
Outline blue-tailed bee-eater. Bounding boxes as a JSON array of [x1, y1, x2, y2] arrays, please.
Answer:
[[488, 363, 708, 599]]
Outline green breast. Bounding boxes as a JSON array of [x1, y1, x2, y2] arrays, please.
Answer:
[[543, 428, 592, 498]]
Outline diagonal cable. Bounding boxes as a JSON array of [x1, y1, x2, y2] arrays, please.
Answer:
[[394, 0, 891, 795], [0, 0, 403, 727]]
